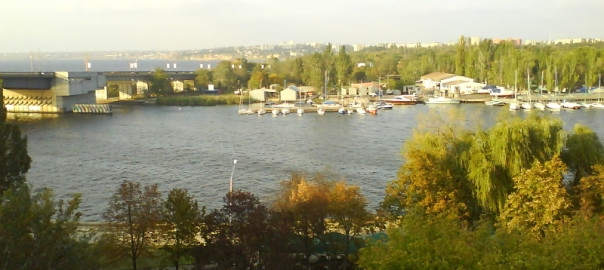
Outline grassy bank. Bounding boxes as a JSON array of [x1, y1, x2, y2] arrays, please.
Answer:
[[155, 94, 255, 106]]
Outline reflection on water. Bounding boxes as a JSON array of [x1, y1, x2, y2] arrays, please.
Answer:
[[13, 104, 604, 222]]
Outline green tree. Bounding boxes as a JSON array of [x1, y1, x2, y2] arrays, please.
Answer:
[[194, 69, 213, 90], [0, 184, 96, 269], [335, 45, 353, 90], [103, 180, 163, 270], [213, 61, 237, 91], [561, 124, 604, 185], [498, 156, 572, 239], [201, 191, 270, 269], [463, 113, 565, 215], [149, 67, 172, 96], [162, 188, 203, 270], [0, 86, 31, 194]]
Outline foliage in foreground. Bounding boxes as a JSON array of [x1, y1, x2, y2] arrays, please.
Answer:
[[358, 209, 604, 269]]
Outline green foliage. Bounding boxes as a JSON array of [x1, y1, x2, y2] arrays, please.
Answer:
[[103, 180, 163, 270], [463, 113, 565, 214], [155, 94, 243, 106], [150, 67, 172, 96], [498, 156, 572, 238], [162, 188, 203, 270], [0, 184, 97, 269], [194, 69, 213, 90], [0, 89, 31, 194], [562, 124, 604, 185]]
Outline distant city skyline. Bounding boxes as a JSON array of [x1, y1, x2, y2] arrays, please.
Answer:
[[1, 0, 603, 53]]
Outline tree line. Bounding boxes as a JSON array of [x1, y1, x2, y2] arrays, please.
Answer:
[[184, 38, 604, 96]]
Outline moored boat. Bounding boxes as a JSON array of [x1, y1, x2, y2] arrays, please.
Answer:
[[379, 95, 417, 105], [425, 96, 461, 104]]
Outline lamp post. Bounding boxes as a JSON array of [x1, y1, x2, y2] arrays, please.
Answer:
[[229, 159, 237, 193]]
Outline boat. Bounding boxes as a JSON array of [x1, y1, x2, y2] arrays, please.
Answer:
[[375, 101, 394, 109], [379, 95, 417, 105], [484, 99, 506, 106], [356, 107, 366, 114], [272, 109, 280, 116], [533, 102, 545, 110], [509, 70, 521, 111], [489, 86, 516, 98], [315, 100, 340, 108], [546, 70, 562, 111], [317, 107, 325, 115], [366, 105, 378, 114], [257, 108, 266, 115], [561, 99, 581, 109], [338, 107, 347, 114], [425, 96, 461, 104], [590, 74, 604, 108], [521, 69, 533, 110], [297, 108, 304, 115], [281, 108, 290, 115]]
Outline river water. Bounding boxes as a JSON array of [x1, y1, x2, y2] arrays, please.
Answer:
[[11, 103, 604, 222]]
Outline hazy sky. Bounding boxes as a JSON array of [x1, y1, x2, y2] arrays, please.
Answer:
[[1, 0, 602, 53]]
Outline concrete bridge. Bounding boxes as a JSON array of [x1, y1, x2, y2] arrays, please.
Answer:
[[1, 71, 196, 113]]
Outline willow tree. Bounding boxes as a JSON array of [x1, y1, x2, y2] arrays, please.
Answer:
[[561, 124, 604, 185], [382, 109, 480, 224], [463, 113, 565, 214]]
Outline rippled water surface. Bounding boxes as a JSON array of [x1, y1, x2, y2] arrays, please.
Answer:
[[14, 104, 604, 221]]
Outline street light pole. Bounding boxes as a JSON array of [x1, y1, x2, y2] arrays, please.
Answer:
[[229, 159, 237, 193]]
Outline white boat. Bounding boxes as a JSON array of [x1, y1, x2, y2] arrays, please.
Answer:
[[521, 102, 533, 110], [379, 95, 417, 105], [257, 108, 266, 115], [522, 69, 533, 110], [375, 101, 394, 109], [533, 102, 545, 110], [317, 107, 325, 115], [338, 107, 347, 114], [484, 99, 506, 106], [281, 108, 290, 115], [546, 101, 561, 111], [561, 100, 581, 109], [356, 107, 366, 114], [272, 109, 279, 116], [425, 96, 461, 104], [590, 75, 604, 108], [297, 108, 304, 115], [509, 101, 521, 110], [509, 70, 521, 111], [366, 105, 378, 114]]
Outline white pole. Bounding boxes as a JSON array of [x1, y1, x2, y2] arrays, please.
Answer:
[[229, 159, 237, 193]]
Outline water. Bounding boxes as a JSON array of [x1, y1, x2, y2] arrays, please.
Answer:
[[11, 104, 604, 222]]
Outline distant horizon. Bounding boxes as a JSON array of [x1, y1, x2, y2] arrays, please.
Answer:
[[1, 35, 602, 55], [1, 0, 603, 53]]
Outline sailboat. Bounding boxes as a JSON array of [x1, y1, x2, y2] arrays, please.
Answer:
[[509, 70, 521, 110], [546, 70, 561, 111], [238, 90, 252, 115], [580, 77, 592, 109], [533, 70, 545, 110], [521, 69, 533, 110], [591, 74, 604, 108]]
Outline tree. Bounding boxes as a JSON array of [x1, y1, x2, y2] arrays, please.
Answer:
[[149, 68, 172, 96], [335, 45, 353, 90], [561, 124, 604, 185], [162, 188, 203, 270], [498, 156, 572, 239], [200, 190, 270, 269], [0, 86, 31, 194], [103, 180, 163, 270], [327, 181, 372, 268], [194, 69, 213, 90], [463, 113, 565, 215], [272, 172, 330, 265], [0, 184, 96, 269]]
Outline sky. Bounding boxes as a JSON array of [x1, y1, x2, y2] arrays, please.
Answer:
[[1, 0, 603, 53]]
